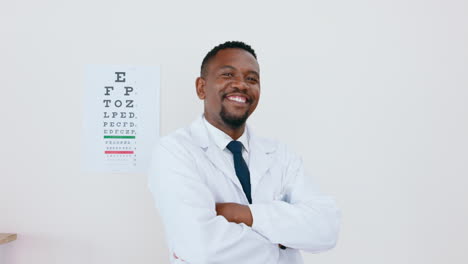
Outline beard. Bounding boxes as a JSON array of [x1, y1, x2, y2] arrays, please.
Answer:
[[220, 104, 250, 129]]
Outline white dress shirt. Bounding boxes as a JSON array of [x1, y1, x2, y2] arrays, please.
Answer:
[[202, 115, 250, 166]]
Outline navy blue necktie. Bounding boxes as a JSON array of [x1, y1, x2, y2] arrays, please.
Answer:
[[226, 141, 252, 204]]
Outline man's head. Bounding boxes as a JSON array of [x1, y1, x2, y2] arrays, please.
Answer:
[[196, 41, 260, 132]]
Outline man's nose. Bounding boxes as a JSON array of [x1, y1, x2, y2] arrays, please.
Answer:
[[230, 78, 249, 91]]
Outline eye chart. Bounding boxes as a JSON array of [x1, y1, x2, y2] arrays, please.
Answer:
[[82, 65, 159, 173]]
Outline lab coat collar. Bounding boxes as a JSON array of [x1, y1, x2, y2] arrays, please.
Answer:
[[190, 115, 277, 201], [189, 115, 276, 153]]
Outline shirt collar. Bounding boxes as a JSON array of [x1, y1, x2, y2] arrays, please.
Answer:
[[203, 115, 249, 153]]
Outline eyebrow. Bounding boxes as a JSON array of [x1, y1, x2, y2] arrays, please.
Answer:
[[218, 65, 259, 77]]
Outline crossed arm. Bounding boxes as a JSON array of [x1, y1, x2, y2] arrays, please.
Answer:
[[149, 141, 340, 263], [149, 143, 282, 263], [215, 203, 287, 250], [215, 202, 253, 226]]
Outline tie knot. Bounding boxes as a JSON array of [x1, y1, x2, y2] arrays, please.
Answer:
[[227, 141, 243, 154]]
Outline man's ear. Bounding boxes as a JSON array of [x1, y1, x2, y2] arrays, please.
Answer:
[[195, 77, 206, 99]]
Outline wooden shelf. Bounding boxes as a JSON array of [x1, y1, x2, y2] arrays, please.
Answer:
[[0, 233, 17, 245]]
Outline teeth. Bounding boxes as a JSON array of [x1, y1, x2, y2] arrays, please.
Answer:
[[227, 96, 246, 103]]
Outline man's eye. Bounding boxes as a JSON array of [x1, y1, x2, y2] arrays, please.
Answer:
[[222, 73, 234, 77], [247, 77, 258, 82]]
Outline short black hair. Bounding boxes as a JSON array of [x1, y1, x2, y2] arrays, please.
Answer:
[[200, 41, 257, 77]]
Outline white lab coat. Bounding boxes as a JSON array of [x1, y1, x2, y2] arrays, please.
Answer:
[[148, 116, 340, 264]]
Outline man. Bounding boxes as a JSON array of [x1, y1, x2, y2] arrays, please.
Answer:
[[148, 41, 340, 264]]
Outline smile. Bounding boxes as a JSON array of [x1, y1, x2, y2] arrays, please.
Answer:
[[225, 95, 248, 104]]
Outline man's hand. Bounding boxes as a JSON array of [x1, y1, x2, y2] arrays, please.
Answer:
[[215, 203, 253, 227], [216, 203, 287, 249]]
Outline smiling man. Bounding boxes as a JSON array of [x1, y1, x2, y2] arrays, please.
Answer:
[[148, 41, 340, 264]]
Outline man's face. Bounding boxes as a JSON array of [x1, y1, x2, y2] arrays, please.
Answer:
[[196, 48, 260, 129]]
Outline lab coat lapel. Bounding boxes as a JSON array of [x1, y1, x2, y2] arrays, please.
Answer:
[[189, 116, 245, 193], [205, 144, 245, 192], [248, 127, 277, 198]]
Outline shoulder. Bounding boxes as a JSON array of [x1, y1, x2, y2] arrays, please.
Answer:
[[252, 133, 299, 159], [152, 125, 200, 164], [159, 126, 192, 149]]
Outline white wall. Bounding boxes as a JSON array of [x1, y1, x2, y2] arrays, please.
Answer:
[[1, 0, 467, 263]]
